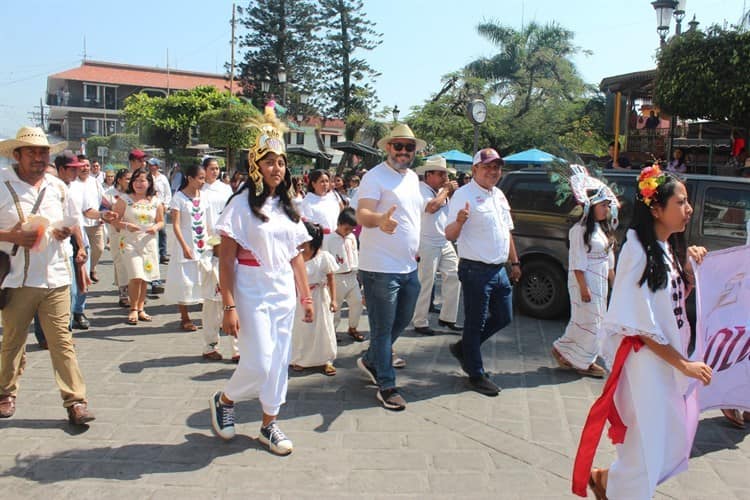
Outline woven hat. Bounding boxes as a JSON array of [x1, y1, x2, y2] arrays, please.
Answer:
[[0, 126, 67, 158], [415, 155, 456, 175], [377, 123, 427, 152]]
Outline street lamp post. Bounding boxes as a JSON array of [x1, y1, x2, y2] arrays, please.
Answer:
[[277, 64, 287, 106], [652, 0, 677, 46]]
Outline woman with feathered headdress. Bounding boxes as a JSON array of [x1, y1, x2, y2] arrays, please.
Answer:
[[207, 105, 314, 456]]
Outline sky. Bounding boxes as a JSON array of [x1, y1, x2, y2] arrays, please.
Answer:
[[0, 0, 746, 139]]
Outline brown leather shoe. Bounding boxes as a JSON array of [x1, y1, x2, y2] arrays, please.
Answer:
[[67, 402, 95, 425], [0, 395, 17, 418]]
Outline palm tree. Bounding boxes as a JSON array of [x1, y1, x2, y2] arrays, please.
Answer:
[[467, 21, 588, 117]]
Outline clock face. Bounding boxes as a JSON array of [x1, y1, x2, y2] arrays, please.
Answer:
[[471, 101, 487, 124]]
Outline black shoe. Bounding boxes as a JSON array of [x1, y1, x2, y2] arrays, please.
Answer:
[[377, 388, 407, 411], [118, 298, 130, 308], [151, 284, 165, 294], [449, 341, 464, 367], [356, 357, 378, 385], [438, 319, 463, 331], [72, 313, 90, 330], [468, 374, 501, 396], [160, 256, 170, 264], [414, 326, 435, 336]]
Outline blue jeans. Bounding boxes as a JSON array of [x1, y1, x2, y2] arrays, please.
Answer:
[[71, 252, 89, 315], [360, 270, 420, 390], [458, 259, 513, 378], [158, 227, 167, 258]]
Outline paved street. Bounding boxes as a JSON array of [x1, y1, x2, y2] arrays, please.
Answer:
[[1, 256, 749, 499]]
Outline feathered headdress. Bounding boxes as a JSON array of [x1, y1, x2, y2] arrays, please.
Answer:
[[550, 162, 620, 228], [244, 101, 290, 196]]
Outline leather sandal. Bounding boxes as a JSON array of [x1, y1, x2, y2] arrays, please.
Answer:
[[721, 408, 746, 429], [180, 320, 198, 332], [347, 327, 365, 342], [127, 309, 138, 325], [138, 310, 153, 322], [551, 347, 574, 370], [323, 362, 337, 376], [588, 468, 608, 500], [290, 364, 305, 372], [577, 363, 607, 379]]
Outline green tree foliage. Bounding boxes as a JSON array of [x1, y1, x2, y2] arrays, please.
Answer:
[[123, 86, 231, 149], [85, 133, 141, 163], [197, 103, 261, 171], [236, 0, 319, 108], [317, 0, 382, 120], [655, 26, 750, 132], [467, 21, 588, 117]]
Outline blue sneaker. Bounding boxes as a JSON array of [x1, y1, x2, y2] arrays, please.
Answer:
[[259, 421, 293, 455], [209, 391, 235, 440]]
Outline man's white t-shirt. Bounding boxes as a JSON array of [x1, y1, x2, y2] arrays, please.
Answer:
[[357, 162, 422, 274], [418, 181, 449, 247], [448, 180, 514, 265]]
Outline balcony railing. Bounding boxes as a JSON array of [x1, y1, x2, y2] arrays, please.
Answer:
[[47, 94, 124, 110]]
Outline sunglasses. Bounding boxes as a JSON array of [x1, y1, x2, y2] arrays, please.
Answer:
[[390, 142, 416, 152]]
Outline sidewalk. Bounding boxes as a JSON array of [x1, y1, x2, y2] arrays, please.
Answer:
[[0, 257, 748, 499]]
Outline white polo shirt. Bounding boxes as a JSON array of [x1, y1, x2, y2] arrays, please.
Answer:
[[357, 162, 422, 274], [448, 179, 514, 265], [418, 181, 449, 247], [0, 167, 78, 288]]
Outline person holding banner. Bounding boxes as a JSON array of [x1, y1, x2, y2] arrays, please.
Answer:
[[572, 165, 712, 499]]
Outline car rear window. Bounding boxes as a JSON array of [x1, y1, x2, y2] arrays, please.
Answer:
[[506, 179, 576, 214], [702, 187, 750, 240]]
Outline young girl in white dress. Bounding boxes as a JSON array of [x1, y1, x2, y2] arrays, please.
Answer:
[[573, 166, 712, 500], [209, 108, 313, 456], [552, 194, 616, 378], [290, 221, 339, 375], [299, 169, 342, 234], [105, 169, 131, 308], [165, 164, 238, 361], [112, 168, 163, 325]]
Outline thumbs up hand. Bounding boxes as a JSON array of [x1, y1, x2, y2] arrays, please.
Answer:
[[379, 205, 399, 234], [457, 201, 470, 224]]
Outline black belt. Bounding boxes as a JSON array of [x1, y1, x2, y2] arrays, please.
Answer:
[[459, 258, 505, 269]]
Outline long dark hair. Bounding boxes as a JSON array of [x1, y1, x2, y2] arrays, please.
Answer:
[[303, 221, 324, 258], [180, 164, 204, 191], [229, 154, 299, 223], [630, 173, 688, 292], [114, 169, 130, 192], [126, 167, 156, 197], [582, 199, 616, 253]]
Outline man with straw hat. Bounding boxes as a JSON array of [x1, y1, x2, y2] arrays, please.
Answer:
[[0, 127, 95, 425], [412, 155, 462, 335], [355, 123, 425, 411]]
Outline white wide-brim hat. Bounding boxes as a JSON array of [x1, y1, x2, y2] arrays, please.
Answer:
[[415, 155, 456, 175], [377, 123, 427, 152], [0, 126, 67, 158]]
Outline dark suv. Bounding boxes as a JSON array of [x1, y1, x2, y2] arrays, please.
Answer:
[[499, 169, 750, 319]]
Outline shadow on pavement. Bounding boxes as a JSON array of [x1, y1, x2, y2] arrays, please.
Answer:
[[691, 415, 750, 458], [0, 418, 91, 436], [0, 433, 257, 483]]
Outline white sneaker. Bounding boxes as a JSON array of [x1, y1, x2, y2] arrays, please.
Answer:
[[259, 421, 293, 455]]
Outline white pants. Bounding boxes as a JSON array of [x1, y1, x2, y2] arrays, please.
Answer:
[[333, 272, 363, 330], [201, 299, 239, 356], [412, 241, 461, 327], [224, 265, 295, 416]]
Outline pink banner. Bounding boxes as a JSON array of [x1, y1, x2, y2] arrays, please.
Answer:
[[694, 244, 750, 413]]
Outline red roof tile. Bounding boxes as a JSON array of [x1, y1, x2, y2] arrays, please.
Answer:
[[49, 60, 232, 92]]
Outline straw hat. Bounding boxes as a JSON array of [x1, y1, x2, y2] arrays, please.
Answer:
[[415, 155, 456, 175], [0, 126, 67, 158], [377, 123, 427, 152]]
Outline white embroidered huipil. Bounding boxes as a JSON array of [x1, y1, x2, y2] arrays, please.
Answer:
[[553, 222, 614, 369], [215, 194, 310, 416], [600, 230, 697, 500]]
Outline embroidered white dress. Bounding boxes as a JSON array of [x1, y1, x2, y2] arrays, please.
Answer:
[[121, 194, 160, 282], [215, 194, 310, 416], [601, 230, 698, 499], [165, 191, 217, 305], [553, 222, 614, 369], [290, 250, 339, 367], [104, 186, 128, 287]]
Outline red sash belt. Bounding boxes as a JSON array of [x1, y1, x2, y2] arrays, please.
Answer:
[[237, 257, 260, 267], [323, 228, 331, 234], [572, 335, 645, 497]]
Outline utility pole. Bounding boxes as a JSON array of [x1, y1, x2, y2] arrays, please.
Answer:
[[229, 3, 236, 99], [39, 98, 45, 130]]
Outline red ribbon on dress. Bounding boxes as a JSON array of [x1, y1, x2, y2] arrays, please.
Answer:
[[571, 335, 645, 497]]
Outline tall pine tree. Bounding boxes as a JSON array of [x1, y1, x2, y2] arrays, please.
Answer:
[[236, 0, 320, 110], [317, 0, 382, 125]]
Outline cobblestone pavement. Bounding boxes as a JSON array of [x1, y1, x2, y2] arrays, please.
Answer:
[[0, 257, 748, 499]]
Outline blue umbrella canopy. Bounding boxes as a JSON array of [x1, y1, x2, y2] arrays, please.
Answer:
[[503, 148, 560, 165], [434, 149, 473, 165]]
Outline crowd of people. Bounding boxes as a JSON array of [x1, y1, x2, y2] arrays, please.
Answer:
[[0, 118, 746, 497]]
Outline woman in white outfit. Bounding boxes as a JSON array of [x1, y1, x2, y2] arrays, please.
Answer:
[[299, 169, 342, 234], [209, 108, 313, 456], [573, 166, 712, 499]]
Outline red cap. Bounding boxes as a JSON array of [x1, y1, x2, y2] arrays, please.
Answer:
[[57, 151, 85, 168], [129, 149, 147, 161]]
